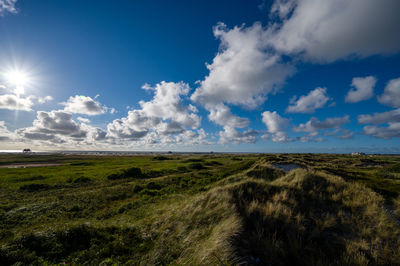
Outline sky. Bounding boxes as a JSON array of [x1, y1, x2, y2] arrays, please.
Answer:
[[0, 0, 399, 153]]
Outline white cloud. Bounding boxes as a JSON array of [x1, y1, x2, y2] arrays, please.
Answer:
[[106, 81, 204, 145], [339, 130, 354, 139], [294, 115, 350, 133], [358, 107, 400, 139], [61, 95, 108, 115], [207, 104, 249, 128], [18, 110, 107, 145], [378, 78, 400, 108], [286, 87, 330, 114], [106, 110, 159, 140], [268, 0, 400, 62], [219, 126, 258, 144], [191, 22, 294, 109], [261, 111, 292, 143], [270, 0, 297, 19], [140, 81, 200, 128], [0, 121, 15, 141], [345, 76, 376, 103], [77, 117, 91, 123], [298, 134, 324, 143], [37, 95, 53, 104], [358, 108, 400, 124], [363, 122, 400, 139], [0, 94, 34, 111], [0, 0, 17, 15]]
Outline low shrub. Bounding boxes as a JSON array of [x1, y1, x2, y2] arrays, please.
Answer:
[[19, 183, 52, 192], [189, 163, 205, 170], [107, 167, 145, 180], [153, 156, 170, 161], [73, 177, 92, 183]]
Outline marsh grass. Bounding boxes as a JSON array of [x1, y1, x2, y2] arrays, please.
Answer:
[[0, 154, 400, 264]]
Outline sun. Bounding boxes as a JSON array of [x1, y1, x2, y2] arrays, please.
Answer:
[[4, 69, 31, 94]]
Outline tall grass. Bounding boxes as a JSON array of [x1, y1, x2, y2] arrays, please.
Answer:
[[1, 154, 400, 264]]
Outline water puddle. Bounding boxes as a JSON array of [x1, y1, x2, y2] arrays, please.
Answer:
[[272, 163, 302, 172]]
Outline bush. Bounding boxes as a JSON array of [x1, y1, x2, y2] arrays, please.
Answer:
[[133, 185, 144, 193], [146, 182, 162, 190], [189, 163, 205, 170], [183, 158, 204, 163], [107, 167, 145, 180], [19, 183, 52, 192], [153, 156, 170, 161], [17, 175, 47, 182], [177, 166, 188, 172], [205, 161, 222, 166], [73, 177, 92, 183]]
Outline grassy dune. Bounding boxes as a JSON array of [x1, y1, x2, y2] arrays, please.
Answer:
[[0, 153, 400, 265]]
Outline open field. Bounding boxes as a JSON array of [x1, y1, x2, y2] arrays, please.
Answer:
[[1, 153, 400, 265]]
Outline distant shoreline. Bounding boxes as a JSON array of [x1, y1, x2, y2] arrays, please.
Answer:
[[0, 150, 399, 156]]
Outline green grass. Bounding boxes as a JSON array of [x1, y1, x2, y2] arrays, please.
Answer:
[[0, 153, 400, 265]]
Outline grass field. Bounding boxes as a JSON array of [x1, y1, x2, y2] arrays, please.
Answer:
[[0, 153, 400, 265]]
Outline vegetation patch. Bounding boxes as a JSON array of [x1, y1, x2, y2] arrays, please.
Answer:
[[107, 167, 145, 180], [1, 154, 399, 265], [247, 165, 285, 181], [19, 183, 53, 192]]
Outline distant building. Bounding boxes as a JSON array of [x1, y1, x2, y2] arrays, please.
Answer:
[[351, 152, 365, 156], [22, 148, 31, 153]]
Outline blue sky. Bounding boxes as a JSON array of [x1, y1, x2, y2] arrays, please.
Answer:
[[0, 0, 399, 153]]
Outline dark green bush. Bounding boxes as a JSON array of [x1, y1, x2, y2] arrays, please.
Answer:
[[177, 166, 188, 172], [146, 182, 162, 190], [16, 175, 47, 182], [153, 156, 170, 161], [183, 158, 204, 163], [73, 177, 92, 183], [19, 183, 52, 192], [107, 167, 145, 180], [205, 161, 222, 166], [189, 163, 205, 170], [133, 185, 144, 193]]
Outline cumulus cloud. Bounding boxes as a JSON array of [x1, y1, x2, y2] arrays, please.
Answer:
[[191, 0, 400, 144], [219, 126, 258, 144], [363, 123, 400, 139], [106, 110, 159, 140], [345, 76, 376, 103], [0, 0, 17, 15], [61, 95, 109, 115], [77, 117, 90, 123], [294, 115, 350, 133], [37, 95, 53, 104], [191, 22, 294, 109], [207, 104, 249, 128], [261, 111, 292, 143], [358, 109, 400, 124], [378, 78, 400, 108], [0, 121, 14, 141], [339, 130, 354, 139], [17, 110, 107, 145], [0, 94, 34, 111], [287, 87, 330, 114], [106, 81, 203, 145], [268, 0, 400, 62], [140, 81, 200, 128], [358, 107, 400, 139], [298, 133, 324, 143]]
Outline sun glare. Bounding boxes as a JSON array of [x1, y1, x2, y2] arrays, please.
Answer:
[[4, 70, 31, 94]]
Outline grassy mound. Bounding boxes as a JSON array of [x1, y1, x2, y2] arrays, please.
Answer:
[[229, 169, 400, 265]]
